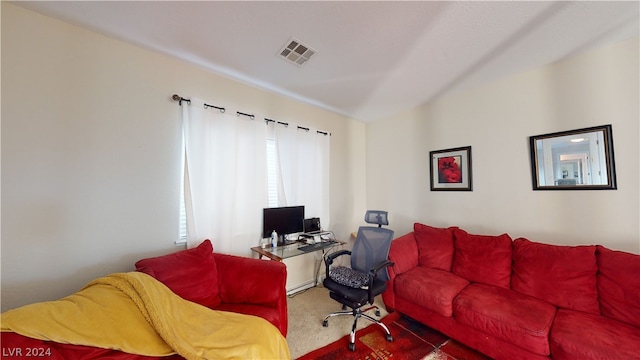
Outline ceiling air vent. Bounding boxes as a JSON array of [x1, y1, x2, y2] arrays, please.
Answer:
[[278, 37, 316, 66]]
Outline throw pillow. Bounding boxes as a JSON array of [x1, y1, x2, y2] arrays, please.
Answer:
[[329, 266, 370, 288], [135, 239, 221, 308], [596, 245, 640, 327], [414, 223, 456, 271], [452, 228, 512, 288], [512, 238, 599, 314]]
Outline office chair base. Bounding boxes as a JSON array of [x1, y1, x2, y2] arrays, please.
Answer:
[[322, 305, 393, 352]]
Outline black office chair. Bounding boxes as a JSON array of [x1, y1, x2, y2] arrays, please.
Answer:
[[322, 210, 395, 351]]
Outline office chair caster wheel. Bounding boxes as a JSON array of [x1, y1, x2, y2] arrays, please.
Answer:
[[322, 320, 328, 327], [386, 334, 393, 342], [375, 309, 381, 317], [348, 343, 355, 352]]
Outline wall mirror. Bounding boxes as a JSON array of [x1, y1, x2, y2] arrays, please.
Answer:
[[529, 125, 616, 190]]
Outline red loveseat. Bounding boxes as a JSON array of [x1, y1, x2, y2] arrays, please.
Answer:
[[1, 239, 288, 359], [382, 223, 640, 360]]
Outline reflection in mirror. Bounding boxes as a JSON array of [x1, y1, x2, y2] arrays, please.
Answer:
[[529, 125, 616, 190]]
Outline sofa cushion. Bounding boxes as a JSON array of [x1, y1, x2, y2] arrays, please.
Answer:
[[512, 238, 599, 314], [388, 232, 418, 276], [451, 228, 512, 288], [596, 245, 640, 327], [453, 283, 556, 356], [135, 239, 221, 308], [216, 303, 282, 334], [394, 267, 469, 317], [550, 309, 640, 360], [414, 223, 456, 271]]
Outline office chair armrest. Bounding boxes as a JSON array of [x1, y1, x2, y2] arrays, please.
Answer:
[[324, 250, 351, 278], [325, 250, 351, 264], [370, 260, 394, 276], [364, 259, 394, 303], [367, 259, 394, 285]]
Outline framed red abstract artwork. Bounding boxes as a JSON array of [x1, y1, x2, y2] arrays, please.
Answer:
[[430, 146, 472, 191]]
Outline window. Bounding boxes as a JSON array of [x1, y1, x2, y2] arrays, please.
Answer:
[[266, 137, 279, 207], [178, 188, 187, 243], [178, 136, 276, 243], [178, 118, 188, 244], [178, 98, 329, 249]]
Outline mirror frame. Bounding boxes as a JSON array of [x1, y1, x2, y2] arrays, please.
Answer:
[[529, 124, 617, 190]]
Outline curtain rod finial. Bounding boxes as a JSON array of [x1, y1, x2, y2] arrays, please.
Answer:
[[172, 94, 190, 105]]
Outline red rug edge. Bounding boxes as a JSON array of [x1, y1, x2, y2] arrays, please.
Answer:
[[296, 311, 402, 360]]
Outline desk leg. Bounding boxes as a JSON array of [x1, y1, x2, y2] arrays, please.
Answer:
[[315, 249, 329, 287], [315, 258, 320, 287]]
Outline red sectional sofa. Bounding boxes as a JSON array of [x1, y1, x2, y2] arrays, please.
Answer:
[[382, 223, 640, 360], [1, 239, 289, 359], [134, 239, 289, 336]]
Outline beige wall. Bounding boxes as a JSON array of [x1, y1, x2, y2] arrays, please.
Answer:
[[1, 3, 366, 310], [367, 37, 640, 254]]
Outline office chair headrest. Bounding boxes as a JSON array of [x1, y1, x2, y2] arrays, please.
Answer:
[[364, 210, 389, 227]]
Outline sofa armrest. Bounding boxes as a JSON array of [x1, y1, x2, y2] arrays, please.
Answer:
[[382, 232, 418, 311], [214, 253, 288, 336], [388, 232, 419, 275], [214, 253, 287, 307]]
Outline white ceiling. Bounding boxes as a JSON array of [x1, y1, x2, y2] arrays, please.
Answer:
[[14, 1, 639, 122]]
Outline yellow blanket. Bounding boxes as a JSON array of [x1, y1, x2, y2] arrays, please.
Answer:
[[1, 272, 290, 360]]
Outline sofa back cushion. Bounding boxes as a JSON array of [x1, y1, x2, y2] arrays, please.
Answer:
[[414, 223, 456, 271], [452, 228, 512, 288], [512, 238, 599, 314], [596, 245, 640, 327], [135, 239, 221, 308]]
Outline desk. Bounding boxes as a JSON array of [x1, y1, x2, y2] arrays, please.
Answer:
[[251, 241, 345, 290], [251, 240, 344, 262]]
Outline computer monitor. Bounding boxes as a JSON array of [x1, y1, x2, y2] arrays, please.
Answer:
[[262, 206, 305, 241]]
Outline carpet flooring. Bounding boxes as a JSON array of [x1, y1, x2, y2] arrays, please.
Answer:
[[297, 311, 490, 360], [286, 286, 389, 358]]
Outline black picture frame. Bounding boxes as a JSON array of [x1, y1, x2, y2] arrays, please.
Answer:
[[529, 124, 616, 190], [429, 146, 473, 191]]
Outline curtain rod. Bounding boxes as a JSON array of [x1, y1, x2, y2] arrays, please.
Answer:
[[204, 103, 225, 113], [173, 94, 225, 113], [171, 94, 190, 106], [172, 94, 330, 135], [265, 118, 330, 136], [265, 118, 289, 127], [236, 111, 255, 120], [296, 125, 330, 136]]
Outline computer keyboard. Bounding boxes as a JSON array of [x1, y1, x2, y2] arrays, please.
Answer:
[[298, 241, 336, 253]]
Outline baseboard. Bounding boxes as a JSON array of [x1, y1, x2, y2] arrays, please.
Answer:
[[286, 280, 317, 295]]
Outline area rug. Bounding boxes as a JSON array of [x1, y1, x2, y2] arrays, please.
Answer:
[[297, 312, 490, 360]]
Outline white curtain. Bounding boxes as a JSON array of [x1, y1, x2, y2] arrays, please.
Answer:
[[273, 123, 330, 229], [183, 99, 267, 255]]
